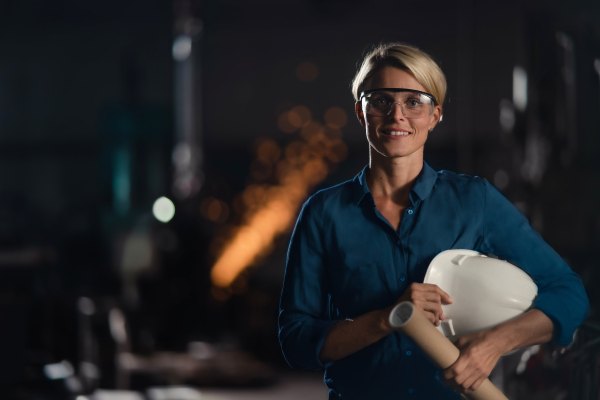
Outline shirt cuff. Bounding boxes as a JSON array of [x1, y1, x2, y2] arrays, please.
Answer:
[[280, 317, 339, 370], [533, 294, 574, 346]]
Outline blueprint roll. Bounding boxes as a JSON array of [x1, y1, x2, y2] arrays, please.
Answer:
[[389, 301, 509, 400]]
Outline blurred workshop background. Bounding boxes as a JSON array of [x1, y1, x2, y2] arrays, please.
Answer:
[[0, 0, 599, 399]]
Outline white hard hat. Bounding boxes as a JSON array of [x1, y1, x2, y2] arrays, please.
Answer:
[[423, 249, 538, 342]]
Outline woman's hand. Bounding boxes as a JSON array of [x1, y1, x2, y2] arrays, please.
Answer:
[[393, 283, 453, 326], [440, 330, 506, 394]]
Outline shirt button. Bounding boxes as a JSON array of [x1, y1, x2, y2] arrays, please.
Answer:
[[406, 350, 412, 356], [409, 388, 414, 394], [408, 209, 413, 215], [400, 276, 406, 282]]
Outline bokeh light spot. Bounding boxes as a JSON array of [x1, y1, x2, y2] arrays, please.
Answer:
[[324, 126, 343, 140], [324, 106, 348, 129], [256, 139, 282, 164], [210, 102, 351, 288], [278, 111, 297, 133], [300, 120, 325, 142], [152, 197, 175, 223], [285, 141, 310, 165], [296, 62, 319, 82], [326, 140, 348, 163], [287, 110, 303, 128], [201, 197, 230, 223], [289, 106, 312, 128], [172, 35, 192, 61]]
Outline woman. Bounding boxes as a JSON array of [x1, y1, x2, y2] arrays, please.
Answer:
[[278, 43, 588, 399]]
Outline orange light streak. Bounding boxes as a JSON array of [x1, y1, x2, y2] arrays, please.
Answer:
[[210, 110, 347, 288]]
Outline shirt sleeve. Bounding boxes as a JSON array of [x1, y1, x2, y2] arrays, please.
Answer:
[[477, 180, 589, 345], [278, 197, 337, 370]]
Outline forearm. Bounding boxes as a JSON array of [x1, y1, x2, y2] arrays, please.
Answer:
[[318, 308, 393, 363], [487, 308, 554, 354], [442, 308, 555, 392]]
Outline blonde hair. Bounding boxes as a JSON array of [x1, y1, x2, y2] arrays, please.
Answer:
[[351, 43, 447, 109]]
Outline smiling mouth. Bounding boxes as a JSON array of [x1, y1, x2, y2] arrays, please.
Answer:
[[382, 130, 412, 136]]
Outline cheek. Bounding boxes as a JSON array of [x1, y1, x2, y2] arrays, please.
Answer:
[[412, 120, 430, 134], [365, 119, 378, 135]]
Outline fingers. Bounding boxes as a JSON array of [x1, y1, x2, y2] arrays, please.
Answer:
[[406, 283, 450, 325], [428, 284, 453, 305], [413, 299, 444, 325], [442, 356, 467, 382], [442, 349, 490, 394], [421, 311, 437, 325], [408, 283, 453, 305], [470, 376, 486, 392], [443, 364, 473, 394], [444, 372, 484, 394], [398, 283, 453, 325], [459, 373, 479, 394]]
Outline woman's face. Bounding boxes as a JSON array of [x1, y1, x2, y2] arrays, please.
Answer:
[[355, 67, 442, 161]]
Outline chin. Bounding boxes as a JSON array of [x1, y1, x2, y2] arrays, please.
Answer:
[[369, 142, 424, 160], [373, 147, 412, 159]]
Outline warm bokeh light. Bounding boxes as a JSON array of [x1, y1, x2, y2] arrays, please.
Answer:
[[277, 111, 297, 133], [295, 62, 319, 82], [256, 139, 282, 163], [324, 126, 343, 140], [152, 197, 175, 223], [200, 197, 229, 223], [325, 139, 348, 163], [278, 105, 312, 133], [300, 120, 325, 141], [288, 106, 312, 128], [324, 106, 348, 129], [210, 107, 348, 288]]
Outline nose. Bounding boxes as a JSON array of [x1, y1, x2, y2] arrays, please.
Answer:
[[387, 102, 406, 120]]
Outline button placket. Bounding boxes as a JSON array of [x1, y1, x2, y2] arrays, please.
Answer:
[[398, 202, 419, 287]]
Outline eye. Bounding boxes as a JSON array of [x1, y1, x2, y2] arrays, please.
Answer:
[[370, 97, 392, 106], [406, 98, 423, 108]]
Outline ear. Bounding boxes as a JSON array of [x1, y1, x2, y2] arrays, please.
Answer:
[[428, 105, 443, 132], [355, 101, 366, 128]]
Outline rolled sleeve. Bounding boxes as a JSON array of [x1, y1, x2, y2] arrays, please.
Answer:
[[278, 197, 337, 369], [478, 181, 589, 345]]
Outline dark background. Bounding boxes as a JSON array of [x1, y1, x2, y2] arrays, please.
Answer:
[[0, 0, 599, 398]]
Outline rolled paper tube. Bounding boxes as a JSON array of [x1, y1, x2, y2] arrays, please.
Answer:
[[389, 301, 509, 400]]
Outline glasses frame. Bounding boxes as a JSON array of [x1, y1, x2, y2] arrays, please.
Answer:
[[359, 88, 438, 104], [358, 88, 438, 119]]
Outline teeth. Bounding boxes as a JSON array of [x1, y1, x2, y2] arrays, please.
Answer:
[[387, 131, 410, 136]]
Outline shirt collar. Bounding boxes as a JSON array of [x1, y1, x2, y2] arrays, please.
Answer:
[[352, 161, 438, 206]]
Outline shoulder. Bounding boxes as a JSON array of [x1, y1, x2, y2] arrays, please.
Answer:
[[433, 169, 488, 196], [431, 169, 516, 214], [311, 178, 354, 201], [435, 169, 486, 184], [304, 179, 355, 213]]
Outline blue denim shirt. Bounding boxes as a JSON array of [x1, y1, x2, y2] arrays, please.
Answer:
[[278, 162, 589, 400]]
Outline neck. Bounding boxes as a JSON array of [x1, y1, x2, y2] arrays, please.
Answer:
[[366, 147, 424, 205]]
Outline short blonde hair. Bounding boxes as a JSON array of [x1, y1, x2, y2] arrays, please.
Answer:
[[351, 43, 447, 109]]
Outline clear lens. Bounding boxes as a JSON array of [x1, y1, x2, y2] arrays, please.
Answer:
[[362, 90, 434, 119]]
